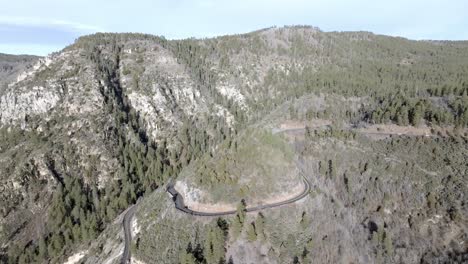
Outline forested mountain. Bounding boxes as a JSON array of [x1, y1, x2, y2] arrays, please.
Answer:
[[0, 26, 467, 264]]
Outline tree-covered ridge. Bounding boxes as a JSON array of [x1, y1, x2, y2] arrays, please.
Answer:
[[165, 27, 468, 128], [68, 28, 468, 129], [178, 128, 297, 204], [369, 90, 468, 127]]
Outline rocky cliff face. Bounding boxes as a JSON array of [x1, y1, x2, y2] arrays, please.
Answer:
[[2, 29, 263, 262]]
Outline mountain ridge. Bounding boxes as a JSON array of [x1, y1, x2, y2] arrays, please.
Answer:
[[1, 25, 467, 263]]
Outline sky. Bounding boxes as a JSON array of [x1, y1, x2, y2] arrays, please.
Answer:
[[1, 0, 467, 55]]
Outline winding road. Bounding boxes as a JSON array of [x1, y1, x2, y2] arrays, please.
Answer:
[[121, 125, 436, 264], [165, 127, 312, 216], [120, 123, 434, 263], [120, 128, 310, 263], [167, 172, 310, 216], [121, 204, 137, 264]]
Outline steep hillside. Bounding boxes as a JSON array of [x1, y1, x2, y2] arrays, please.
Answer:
[[0, 53, 40, 88], [1, 26, 467, 264], [118, 130, 468, 264], [175, 128, 300, 210], [0, 34, 235, 263]]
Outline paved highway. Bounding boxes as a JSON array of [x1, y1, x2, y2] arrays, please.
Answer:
[[121, 203, 137, 264], [166, 128, 312, 216], [120, 124, 433, 263], [167, 171, 310, 216], [121, 128, 310, 263]]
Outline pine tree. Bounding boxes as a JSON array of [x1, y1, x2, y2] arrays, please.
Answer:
[[319, 161, 327, 175], [300, 211, 310, 230], [179, 251, 197, 264], [7, 244, 20, 263], [328, 160, 336, 178], [230, 216, 242, 238], [204, 224, 226, 264], [236, 199, 246, 226], [384, 231, 394, 256], [410, 102, 424, 126], [396, 105, 409, 126], [38, 236, 47, 259], [255, 213, 265, 240], [246, 222, 257, 241]]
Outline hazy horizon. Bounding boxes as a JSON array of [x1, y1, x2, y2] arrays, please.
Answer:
[[2, 0, 468, 55]]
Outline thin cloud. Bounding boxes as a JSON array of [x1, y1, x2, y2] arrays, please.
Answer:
[[0, 16, 104, 55], [0, 16, 104, 33]]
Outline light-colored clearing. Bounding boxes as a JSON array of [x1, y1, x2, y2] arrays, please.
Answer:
[[132, 258, 147, 264], [63, 251, 86, 264], [279, 119, 331, 130], [360, 124, 431, 136], [131, 216, 140, 236]]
